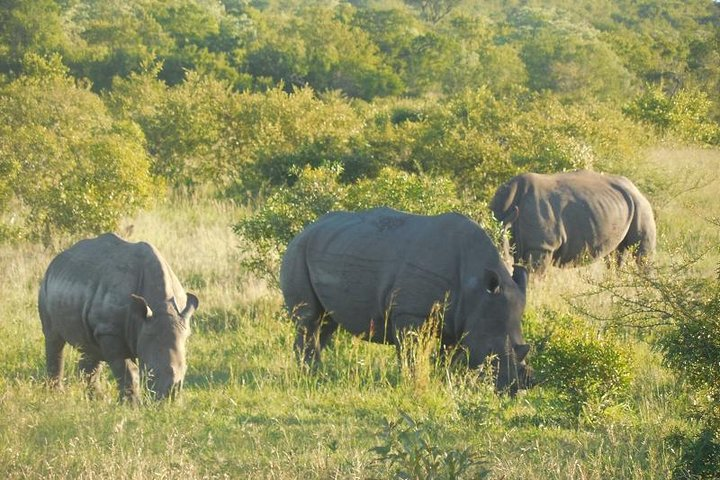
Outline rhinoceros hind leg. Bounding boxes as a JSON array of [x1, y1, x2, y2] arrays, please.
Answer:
[[44, 333, 66, 389], [295, 311, 337, 367]]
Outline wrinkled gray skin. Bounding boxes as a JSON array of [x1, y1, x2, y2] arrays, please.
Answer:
[[39, 233, 199, 403], [490, 170, 656, 273], [280, 207, 532, 394]]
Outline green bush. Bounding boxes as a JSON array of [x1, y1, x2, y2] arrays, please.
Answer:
[[0, 54, 154, 241], [372, 411, 486, 480], [624, 85, 720, 145], [656, 270, 720, 479], [595, 259, 720, 478], [234, 164, 346, 284], [525, 309, 633, 418], [405, 89, 644, 198]]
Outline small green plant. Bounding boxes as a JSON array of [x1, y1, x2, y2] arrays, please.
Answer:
[[526, 309, 633, 419], [371, 411, 486, 480]]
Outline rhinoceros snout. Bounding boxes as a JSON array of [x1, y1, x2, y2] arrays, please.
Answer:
[[495, 359, 535, 396], [518, 363, 535, 389], [152, 379, 183, 401]]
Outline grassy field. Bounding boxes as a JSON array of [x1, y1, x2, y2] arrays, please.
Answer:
[[1, 147, 718, 479]]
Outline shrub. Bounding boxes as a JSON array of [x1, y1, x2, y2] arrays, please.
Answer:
[[654, 269, 720, 479], [371, 411, 486, 480], [623, 85, 720, 145], [0, 54, 154, 241], [586, 258, 720, 477], [525, 309, 633, 418], [233, 164, 346, 285]]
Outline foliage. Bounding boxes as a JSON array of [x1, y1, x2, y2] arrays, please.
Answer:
[[0, 54, 154, 241], [371, 411, 486, 480], [0, 0, 66, 75], [244, 4, 404, 99], [624, 85, 720, 145], [524, 309, 633, 418], [581, 257, 720, 477], [233, 165, 346, 284], [652, 268, 720, 479], [406, 89, 644, 197], [500, 6, 635, 102]]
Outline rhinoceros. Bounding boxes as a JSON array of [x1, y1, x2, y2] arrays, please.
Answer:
[[490, 170, 656, 273], [280, 207, 531, 393], [38, 233, 199, 402]]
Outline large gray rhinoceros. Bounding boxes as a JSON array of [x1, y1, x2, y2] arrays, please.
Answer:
[[280, 207, 531, 393], [490, 170, 656, 273], [38, 233, 199, 402]]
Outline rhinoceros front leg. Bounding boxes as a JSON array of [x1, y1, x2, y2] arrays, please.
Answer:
[[44, 332, 66, 389], [526, 249, 553, 274], [107, 358, 140, 404], [78, 353, 103, 399]]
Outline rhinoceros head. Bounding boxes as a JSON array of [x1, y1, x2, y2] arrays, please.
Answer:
[[131, 293, 199, 400], [462, 265, 531, 395]]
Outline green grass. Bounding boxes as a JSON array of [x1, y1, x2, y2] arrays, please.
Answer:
[[1, 147, 719, 479]]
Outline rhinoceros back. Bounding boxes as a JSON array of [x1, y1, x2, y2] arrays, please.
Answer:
[[39, 233, 187, 351], [492, 171, 655, 266], [281, 207, 503, 337]]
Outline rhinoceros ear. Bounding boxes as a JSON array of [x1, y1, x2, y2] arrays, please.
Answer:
[[499, 205, 519, 228], [513, 343, 530, 362], [512, 265, 528, 295], [483, 269, 501, 295], [130, 294, 153, 320], [180, 293, 199, 322]]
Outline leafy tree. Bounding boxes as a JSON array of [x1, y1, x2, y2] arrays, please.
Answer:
[[152, 0, 250, 87], [0, 54, 154, 240], [244, 5, 403, 99], [437, 15, 528, 95], [224, 86, 363, 194], [403, 0, 463, 25], [140, 71, 236, 187], [63, 0, 173, 91], [0, 0, 65, 75], [624, 85, 720, 145], [501, 6, 635, 102]]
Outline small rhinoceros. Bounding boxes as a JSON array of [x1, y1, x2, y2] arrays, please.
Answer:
[[38, 233, 199, 402], [490, 170, 656, 273], [280, 207, 531, 394]]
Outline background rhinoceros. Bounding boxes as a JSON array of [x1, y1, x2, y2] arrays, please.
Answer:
[[38, 233, 198, 402], [280, 207, 531, 393], [490, 170, 656, 273]]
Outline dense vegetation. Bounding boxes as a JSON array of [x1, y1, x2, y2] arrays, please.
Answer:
[[2, 0, 719, 237], [1, 0, 719, 478]]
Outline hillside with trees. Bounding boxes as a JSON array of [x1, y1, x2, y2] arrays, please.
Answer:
[[1, 0, 719, 238]]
